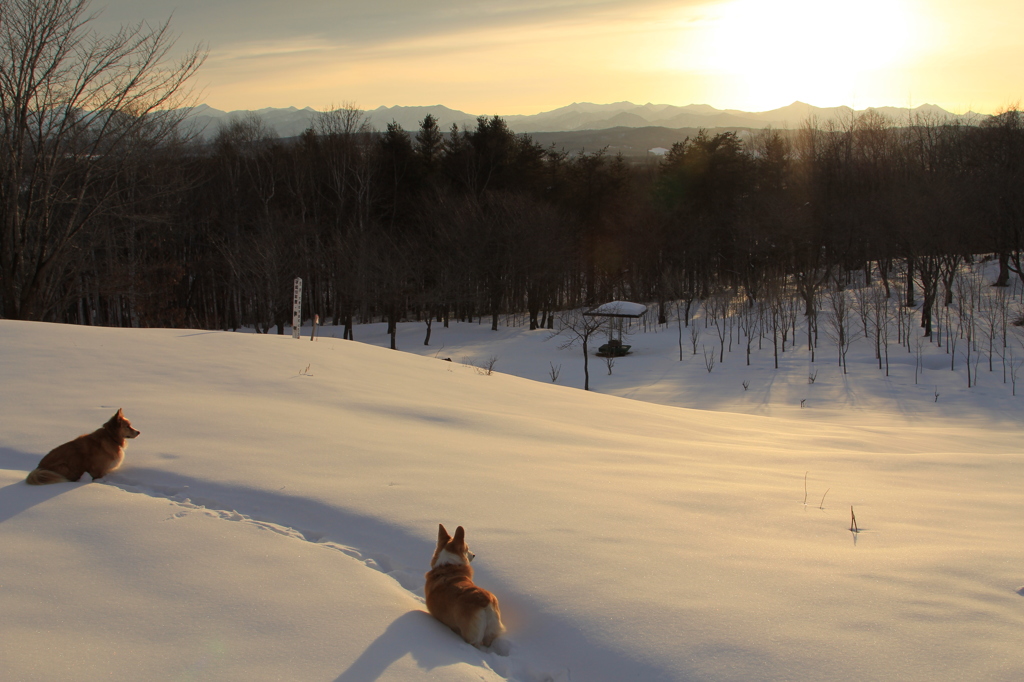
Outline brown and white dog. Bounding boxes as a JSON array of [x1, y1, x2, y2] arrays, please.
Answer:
[[26, 409, 140, 485], [424, 524, 505, 648]]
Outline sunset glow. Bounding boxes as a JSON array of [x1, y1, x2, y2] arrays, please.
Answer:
[[95, 0, 1023, 116], [678, 0, 925, 111]]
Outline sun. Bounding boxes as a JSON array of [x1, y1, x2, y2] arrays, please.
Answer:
[[674, 0, 922, 110]]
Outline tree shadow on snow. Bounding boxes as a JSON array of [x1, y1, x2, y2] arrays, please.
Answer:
[[0, 446, 76, 523], [333, 610, 492, 682]]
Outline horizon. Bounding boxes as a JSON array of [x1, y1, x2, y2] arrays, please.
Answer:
[[94, 0, 1022, 117], [181, 99, 991, 144], [189, 99, 985, 117]]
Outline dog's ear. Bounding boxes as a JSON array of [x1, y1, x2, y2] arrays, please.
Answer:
[[453, 526, 466, 545], [437, 524, 451, 547]]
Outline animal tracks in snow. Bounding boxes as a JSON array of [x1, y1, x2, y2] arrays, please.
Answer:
[[103, 475, 558, 682], [113, 477, 409, 585]]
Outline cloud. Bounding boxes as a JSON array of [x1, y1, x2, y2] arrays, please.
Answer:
[[211, 39, 339, 63], [98, 0, 696, 50]]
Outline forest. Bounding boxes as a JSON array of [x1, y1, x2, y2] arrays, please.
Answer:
[[3, 2, 1024, 351]]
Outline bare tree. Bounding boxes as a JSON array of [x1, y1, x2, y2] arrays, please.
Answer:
[[989, 285, 1010, 382], [914, 336, 924, 385], [824, 285, 853, 373], [954, 270, 982, 387], [854, 286, 872, 340], [0, 0, 205, 319], [704, 290, 732, 363], [548, 362, 561, 383], [675, 299, 687, 361], [742, 300, 759, 366], [762, 281, 787, 369], [916, 255, 942, 338], [702, 345, 716, 373], [794, 265, 830, 359], [1010, 346, 1023, 397], [869, 284, 893, 375], [554, 308, 604, 391]]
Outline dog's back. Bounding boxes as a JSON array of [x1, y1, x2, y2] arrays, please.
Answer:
[[26, 409, 139, 485], [424, 524, 505, 648]]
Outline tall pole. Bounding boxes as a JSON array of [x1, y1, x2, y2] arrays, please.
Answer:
[[292, 278, 302, 339]]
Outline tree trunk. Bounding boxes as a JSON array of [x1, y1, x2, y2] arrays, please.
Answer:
[[995, 251, 1011, 287], [905, 255, 916, 307], [582, 338, 590, 391]]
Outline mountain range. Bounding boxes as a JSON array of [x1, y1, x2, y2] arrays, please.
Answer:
[[184, 101, 984, 155]]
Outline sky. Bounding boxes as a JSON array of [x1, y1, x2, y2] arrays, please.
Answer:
[[94, 0, 1024, 116]]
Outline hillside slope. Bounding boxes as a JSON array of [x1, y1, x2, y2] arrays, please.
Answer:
[[1, 320, 1022, 681]]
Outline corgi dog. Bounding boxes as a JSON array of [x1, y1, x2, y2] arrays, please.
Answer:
[[26, 409, 140, 485], [425, 524, 505, 648]]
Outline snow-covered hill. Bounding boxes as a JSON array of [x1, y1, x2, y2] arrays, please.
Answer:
[[1, 313, 1022, 681]]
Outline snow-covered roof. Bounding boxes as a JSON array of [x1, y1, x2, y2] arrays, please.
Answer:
[[584, 300, 648, 318]]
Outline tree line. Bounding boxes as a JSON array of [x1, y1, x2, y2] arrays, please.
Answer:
[[3, 2, 1024, 342]]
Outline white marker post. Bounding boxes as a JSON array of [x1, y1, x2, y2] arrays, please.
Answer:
[[292, 277, 302, 339]]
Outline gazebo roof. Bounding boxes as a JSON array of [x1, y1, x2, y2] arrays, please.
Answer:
[[583, 301, 648, 318]]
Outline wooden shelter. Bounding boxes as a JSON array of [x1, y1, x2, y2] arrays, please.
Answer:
[[584, 301, 648, 356]]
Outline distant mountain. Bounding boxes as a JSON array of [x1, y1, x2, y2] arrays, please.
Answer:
[[182, 101, 985, 142], [364, 105, 480, 132], [504, 101, 982, 133], [183, 103, 320, 139]]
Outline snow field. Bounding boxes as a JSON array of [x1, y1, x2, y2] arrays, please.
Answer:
[[1, 316, 1022, 681]]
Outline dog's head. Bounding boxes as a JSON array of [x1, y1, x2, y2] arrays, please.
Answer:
[[105, 409, 141, 440], [431, 524, 475, 568]]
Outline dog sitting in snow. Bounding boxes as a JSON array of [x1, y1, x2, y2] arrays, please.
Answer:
[[424, 524, 505, 647], [26, 409, 140, 485]]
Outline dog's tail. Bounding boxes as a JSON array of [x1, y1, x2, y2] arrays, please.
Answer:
[[478, 601, 506, 648], [26, 468, 69, 485]]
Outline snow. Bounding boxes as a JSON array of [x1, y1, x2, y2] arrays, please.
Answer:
[[585, 301, 648, 317], [1, 303, 1023, 681]]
